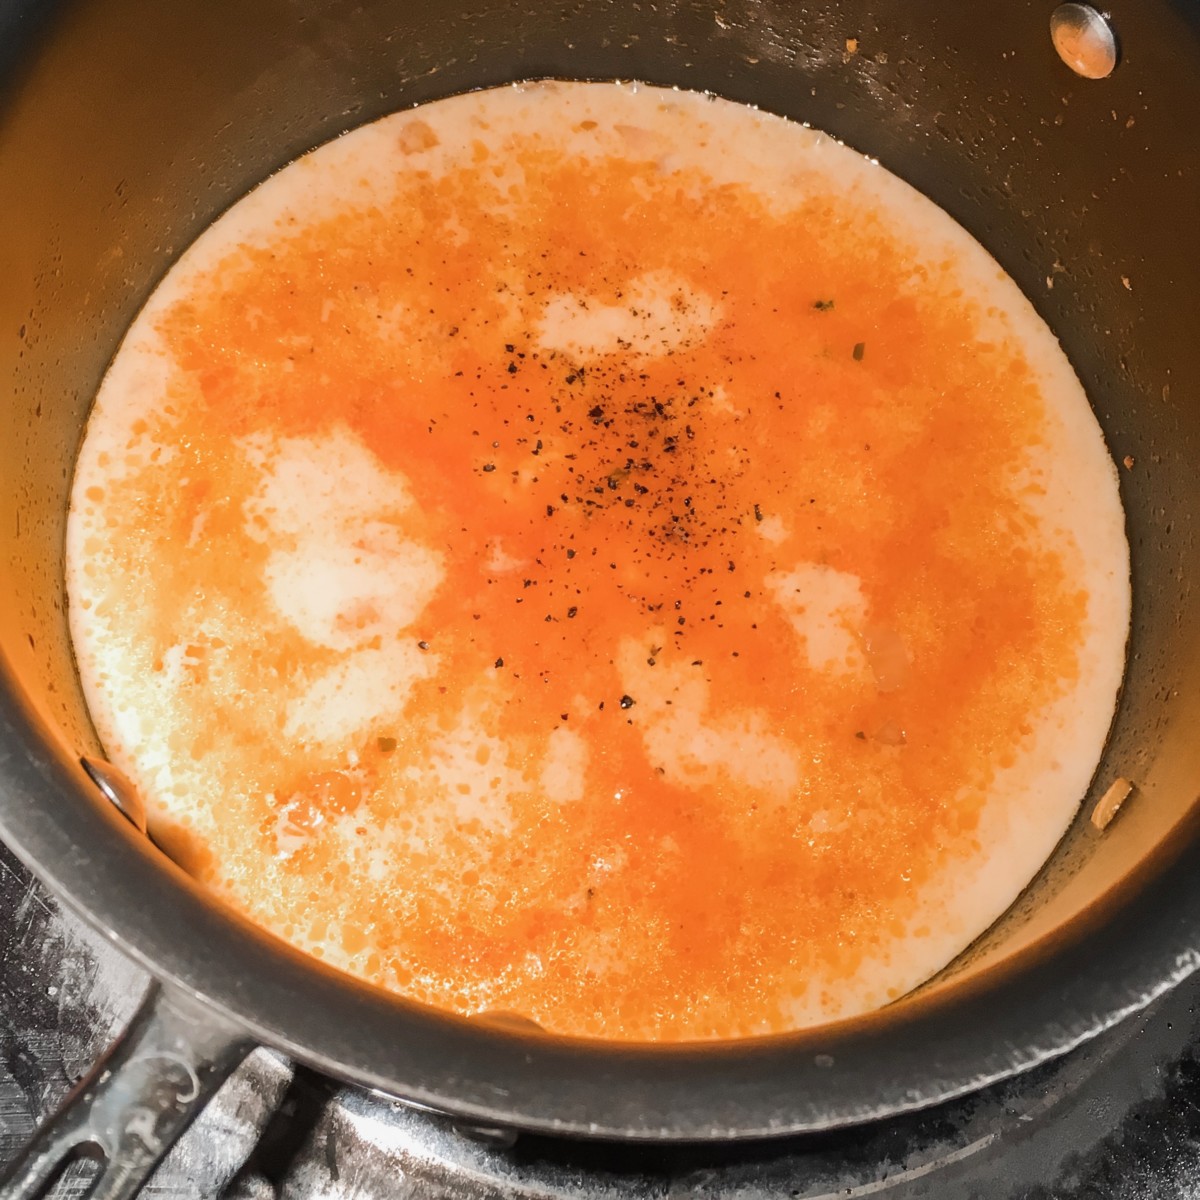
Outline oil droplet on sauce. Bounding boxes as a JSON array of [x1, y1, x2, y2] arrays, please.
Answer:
[[66, 81, 1129, 1041]]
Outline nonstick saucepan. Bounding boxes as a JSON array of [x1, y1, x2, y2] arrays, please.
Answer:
[[1, 0, 1199, 1196]]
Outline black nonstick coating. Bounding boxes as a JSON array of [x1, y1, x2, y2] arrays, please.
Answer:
[[0, 0, 1198, 1139]]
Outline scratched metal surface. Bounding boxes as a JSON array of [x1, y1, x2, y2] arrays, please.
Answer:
[[5, 833, 1200, 1199], [0, 844, 143, 1186], [0, 841, 288, 1198]]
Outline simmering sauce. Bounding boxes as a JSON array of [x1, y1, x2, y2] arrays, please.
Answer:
[[66, 82, 1130, 1040]]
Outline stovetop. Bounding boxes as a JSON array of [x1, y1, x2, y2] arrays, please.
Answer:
[[2, 837, 1199, 1199]]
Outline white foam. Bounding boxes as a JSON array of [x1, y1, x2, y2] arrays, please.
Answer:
[[765, 563, 868, 675], [283, 640, 435, 748], [536, 271, 721, 361], [405, 700, 528, 834], [241, 429, 443, 651], [540, 726, 589, 804], [617, 639, 802, 800]]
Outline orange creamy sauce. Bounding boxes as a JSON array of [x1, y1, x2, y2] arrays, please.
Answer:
[[78, 109, 1085, 1040]]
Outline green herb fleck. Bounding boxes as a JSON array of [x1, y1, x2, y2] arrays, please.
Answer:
[[853, 341, 866, 361], [813, 299, 835, 311], [377, 736, 397, 753]]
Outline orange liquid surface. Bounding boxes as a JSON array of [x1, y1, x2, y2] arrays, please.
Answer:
[[69, 87, 1110, 1040]]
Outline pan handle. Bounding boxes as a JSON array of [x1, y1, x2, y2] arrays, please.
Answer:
[[0, 981, 255, 1200]]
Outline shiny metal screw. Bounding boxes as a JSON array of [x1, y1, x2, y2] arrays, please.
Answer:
[[1050, 4, 1119, 79], [81, 755, 148, 835]]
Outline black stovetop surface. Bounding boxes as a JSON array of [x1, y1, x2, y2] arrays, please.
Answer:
[[3, 835, 1199, 1199]]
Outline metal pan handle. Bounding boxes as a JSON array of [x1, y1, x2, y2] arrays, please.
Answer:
[[0, 981, 254, 1200]]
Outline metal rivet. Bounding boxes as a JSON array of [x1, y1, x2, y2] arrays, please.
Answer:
[[1050, 4, 1119, 79], [472, 1009, 545, 1034], [81, 755, 148, 835]]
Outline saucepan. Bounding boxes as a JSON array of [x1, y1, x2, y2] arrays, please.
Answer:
[[1, 0, 1199, 1196]]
